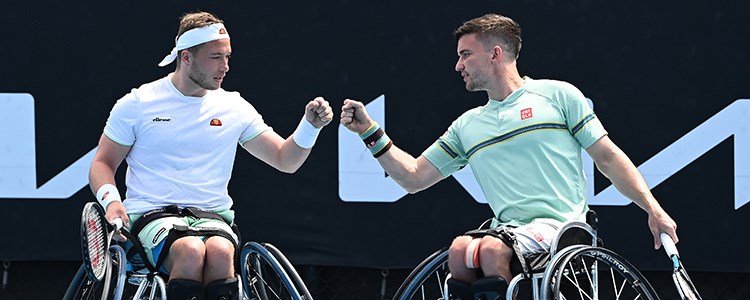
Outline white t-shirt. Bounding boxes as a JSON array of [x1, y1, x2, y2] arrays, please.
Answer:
[[104, 74, 271, 214]]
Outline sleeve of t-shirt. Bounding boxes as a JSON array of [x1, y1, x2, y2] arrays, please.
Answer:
[[236, 96, 271, 144], [558, 83, 608, 149], [422, 117, 470, 178], [103, 92, 139, 146]]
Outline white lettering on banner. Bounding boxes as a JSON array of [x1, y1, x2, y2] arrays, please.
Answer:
[[337, 95, 750, 210], [1, 93, 748, 210], [0, 93, 96, 199]]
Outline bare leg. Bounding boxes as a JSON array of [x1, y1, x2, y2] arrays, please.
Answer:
[[448, 236, 478, 283], [203, 236, 236, 284], [477, 236, 513, 282]]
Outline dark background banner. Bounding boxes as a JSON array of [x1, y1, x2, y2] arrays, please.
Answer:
[[0, 0, 747, 274]]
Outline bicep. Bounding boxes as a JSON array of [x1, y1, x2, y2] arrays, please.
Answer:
[[411, 155, 446, 191], [93, 134, 130, 170]]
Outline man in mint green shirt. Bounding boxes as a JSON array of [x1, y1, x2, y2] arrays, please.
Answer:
[[341, 13, 678, 300]]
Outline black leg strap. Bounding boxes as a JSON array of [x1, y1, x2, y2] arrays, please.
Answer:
[[471, 276, 508, 300], [205, 277, 239, 300], [167, 278, 204, 300], [446, 277, 473, 300]]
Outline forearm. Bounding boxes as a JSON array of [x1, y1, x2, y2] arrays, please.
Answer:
[[275, 138, 312, 173], [597, 150, 661, 213], [89, 160, 118, 194], [375, 145, 425, 192]]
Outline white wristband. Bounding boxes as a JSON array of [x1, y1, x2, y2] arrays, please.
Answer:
[[292, 117, 321, 149], [96, 184, 122, 210]]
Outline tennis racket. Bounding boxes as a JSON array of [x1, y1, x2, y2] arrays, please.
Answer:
[[80, 202, 123, 282], [660, 233, 703, 300]]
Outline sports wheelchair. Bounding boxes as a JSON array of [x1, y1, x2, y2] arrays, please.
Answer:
[[393, 211, 659, 300], [63, 203, 313, 300]]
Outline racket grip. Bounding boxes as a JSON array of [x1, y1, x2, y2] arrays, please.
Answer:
[[110, 218, 124, 231], [660, 232, 679, 258]]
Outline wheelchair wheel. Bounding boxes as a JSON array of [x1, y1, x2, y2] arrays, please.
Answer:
[[63, 246, 126, 300], [392, 248, 449, 300], [240, 241, 313, 300], [542, 246, 659, 300]]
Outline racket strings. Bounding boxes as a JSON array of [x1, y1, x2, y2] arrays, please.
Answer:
[[85, 211, 107, 275]]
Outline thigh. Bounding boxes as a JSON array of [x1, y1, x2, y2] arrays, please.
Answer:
[[190, 218, 239, 245], [130, 216, 189, 269], [510, 218, 562, 255]]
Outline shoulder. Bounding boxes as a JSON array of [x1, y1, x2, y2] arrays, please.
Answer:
[[126, 76, 171, 103], [524, 77, 582, 97], [454, 106, 484, 126]]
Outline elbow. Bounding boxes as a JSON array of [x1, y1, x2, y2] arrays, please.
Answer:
[[400, 180, 429, 194], [279, 164, 301, 174], [405, 187, 424, 194]]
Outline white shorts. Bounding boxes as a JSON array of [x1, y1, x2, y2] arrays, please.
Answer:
[[507, 218, 562, 255]]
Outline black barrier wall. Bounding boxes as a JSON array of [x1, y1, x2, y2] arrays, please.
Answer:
[[1, 0, 748, 274]]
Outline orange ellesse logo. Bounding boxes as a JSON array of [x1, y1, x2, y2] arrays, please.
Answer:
[[219, 28, 227, 34], [520, 108, 533, 120], [210, 119, 222, 126]]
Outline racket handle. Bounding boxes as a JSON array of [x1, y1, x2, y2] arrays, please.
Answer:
[[110, 218, 124, 231], [660, 232, 679, 258]]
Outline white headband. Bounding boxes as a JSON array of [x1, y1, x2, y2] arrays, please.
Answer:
[[157, 23, 230, 67]]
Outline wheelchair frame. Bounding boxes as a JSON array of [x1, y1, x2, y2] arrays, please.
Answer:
[[393, 218, 659, 300]]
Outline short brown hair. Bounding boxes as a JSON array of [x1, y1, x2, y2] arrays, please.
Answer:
[[176, 11, 224, 37], [454, 14, 522, 60], [174, 11, 224, 67]]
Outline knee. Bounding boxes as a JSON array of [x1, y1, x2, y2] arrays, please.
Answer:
[[448, 236, 473, 263], [205, 236, 235, 262], [449, 236, 472, 255], [479, 236, 513, 263], [170, 236, 206, 261]]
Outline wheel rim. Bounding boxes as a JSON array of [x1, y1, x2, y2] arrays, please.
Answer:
[[551, 247, 658, 300]]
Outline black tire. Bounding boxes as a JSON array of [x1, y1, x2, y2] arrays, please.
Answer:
[[240, 242, 313, 300], [392, 248, 449, 300], [543, 246, 659, 300]]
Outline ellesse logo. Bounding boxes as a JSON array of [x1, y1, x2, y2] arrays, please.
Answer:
[[210, 118, 222, 126], [219, 28, 227, 34]]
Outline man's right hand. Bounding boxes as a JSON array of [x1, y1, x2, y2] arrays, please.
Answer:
[[340, 99, 374, 134], [106, 201, 130, 242]]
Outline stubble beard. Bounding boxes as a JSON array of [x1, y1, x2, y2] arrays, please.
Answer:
[[189, 63, 220, 91]]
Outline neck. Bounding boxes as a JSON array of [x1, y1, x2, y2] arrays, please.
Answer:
[[170, 69, 207, 97], [487, 65, 523, 101]]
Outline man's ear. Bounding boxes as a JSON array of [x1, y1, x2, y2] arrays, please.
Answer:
[[492, 46, 504, 61], [180, 50, 191, 64]]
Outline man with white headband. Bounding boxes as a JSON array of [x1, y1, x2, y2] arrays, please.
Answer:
[[88, 11, 333, 299]]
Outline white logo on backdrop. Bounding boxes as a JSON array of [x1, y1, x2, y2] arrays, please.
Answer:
[[0, 93, 96, 198], [1, 93, 748, 209], [337, 95, 750, 209]]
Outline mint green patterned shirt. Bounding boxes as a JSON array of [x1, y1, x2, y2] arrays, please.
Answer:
[[423, 77, 607, 227]]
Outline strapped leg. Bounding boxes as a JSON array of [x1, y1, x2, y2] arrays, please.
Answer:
[[464, 238, 482, 269]]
